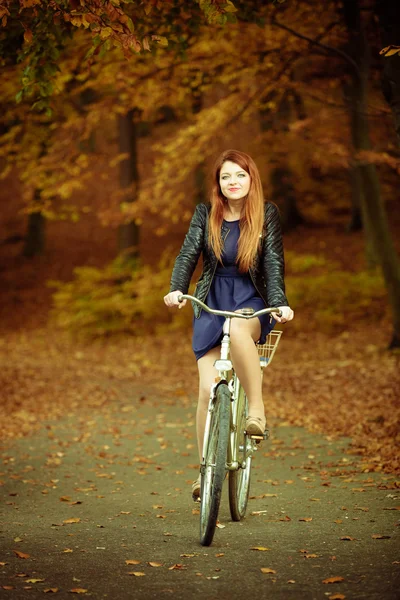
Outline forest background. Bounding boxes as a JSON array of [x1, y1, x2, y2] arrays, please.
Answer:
[[0, 0, 399, 474]]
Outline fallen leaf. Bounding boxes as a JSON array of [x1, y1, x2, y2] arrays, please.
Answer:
[[250, 547, 270, 551], [180, 554, 195, 558], [340, 536, 356, 541], [148, 562, 163, 567], [372, 534, 391, 539], [322, 576, 345, 584], [216, 522, 226, 529], [44, 588, 59, 593], [13, 550, 30, 559], [287, 579, 296, 584], [128, 572, 145, 577], [261, 568, 276, 574], [328, 595, 346, 600], [169, 564, 186, 570], [63, 518, 80, 524], [215, 553, 224, 557], [125, 559, 140, 565], [14, 537, 23, 542], [305, 554, 318, 559], [299, 517, 313, 522], [279, 515, 292, 521], [70, 589, 88, 594]]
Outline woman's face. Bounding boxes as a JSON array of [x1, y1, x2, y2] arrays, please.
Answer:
[[219, 160, 251, 201]]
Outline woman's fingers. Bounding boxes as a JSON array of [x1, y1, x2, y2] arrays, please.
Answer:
[[273, 307, 294, 323], [164, 291, 185, 308]]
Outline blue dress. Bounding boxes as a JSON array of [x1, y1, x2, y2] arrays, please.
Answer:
[[192, 220, 275, 361]]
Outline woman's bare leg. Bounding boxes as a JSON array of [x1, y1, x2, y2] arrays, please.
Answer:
[[229, 317, 265, 423], [196, 346, 221, 461]]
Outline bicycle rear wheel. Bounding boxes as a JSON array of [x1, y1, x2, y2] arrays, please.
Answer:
[[200, 383, 230, 547], [228, 381, 252, 521]]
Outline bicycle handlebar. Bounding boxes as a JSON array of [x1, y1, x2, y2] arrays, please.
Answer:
[[178, 294, 282, 319]]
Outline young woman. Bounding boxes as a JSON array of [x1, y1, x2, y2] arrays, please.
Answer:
[[164, 149, 294, 499]]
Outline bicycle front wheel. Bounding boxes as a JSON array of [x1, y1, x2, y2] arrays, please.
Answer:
[[228, 381, 252, 521], [200, 383, 230, 547]]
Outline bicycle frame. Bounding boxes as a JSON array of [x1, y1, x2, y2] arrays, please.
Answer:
[[178, 294, 281, 465], [177, 294, 282, 543]]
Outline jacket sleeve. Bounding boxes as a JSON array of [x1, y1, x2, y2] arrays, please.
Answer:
[[263, 203, 289, 307], [169, 204, 205, 294]]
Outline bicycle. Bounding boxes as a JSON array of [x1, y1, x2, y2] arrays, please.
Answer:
[[178, 294, 283, 547]]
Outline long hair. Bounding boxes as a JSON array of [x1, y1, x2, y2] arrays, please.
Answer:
[[208, 149, 265, 272]]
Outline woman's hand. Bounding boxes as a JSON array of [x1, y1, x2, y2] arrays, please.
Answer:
[[272, 306, 294, 324], [163, 290, 187, 309]]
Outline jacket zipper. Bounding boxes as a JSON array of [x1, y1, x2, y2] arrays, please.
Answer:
[[197, 228, 230, 318]]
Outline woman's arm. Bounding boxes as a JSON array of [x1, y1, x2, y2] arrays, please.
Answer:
[[263, 202, 289, 308], [169, 203, 206, 294]]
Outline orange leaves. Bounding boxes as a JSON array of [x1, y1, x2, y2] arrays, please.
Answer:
[[13, 550, 30, 559], [380, 45, 400, 57], [63, 518, 81, 525], [371, 534, 391, 540], [168, 564, 186, 571], [322, 576, 345, 584], [23, 29, 33, 44], [260, 568, 276, 574]]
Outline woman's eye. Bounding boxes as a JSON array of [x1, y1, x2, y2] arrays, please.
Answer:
[[238, 173, 246, 178]]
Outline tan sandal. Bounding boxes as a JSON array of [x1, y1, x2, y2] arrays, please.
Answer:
[[191, 475, 201, 501], [245, 416, 266, 436]]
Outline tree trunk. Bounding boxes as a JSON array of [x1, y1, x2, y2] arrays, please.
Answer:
[[270, 166, 303, 231], [117, 109, 140, 260], [376, 0, 400, 145], [192, 86, 207, 205], [346, 164, 363, 233], [343, 0, 400, 348], [260, 90, 304, 231], [23, 208, 45, 257]]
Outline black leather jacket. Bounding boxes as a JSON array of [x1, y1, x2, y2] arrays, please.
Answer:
[[169, 202, 289, 318]]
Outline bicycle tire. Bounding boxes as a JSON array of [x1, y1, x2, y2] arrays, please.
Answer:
[[199, 383, 230, 547], [228, 381, 252, 521]]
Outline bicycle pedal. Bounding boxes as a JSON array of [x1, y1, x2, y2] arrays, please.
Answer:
[[247, 429, 270, 443]]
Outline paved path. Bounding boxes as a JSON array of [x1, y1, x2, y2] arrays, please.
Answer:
[[1, 383, 399, 599]]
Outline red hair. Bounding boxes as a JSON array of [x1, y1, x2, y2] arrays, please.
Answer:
[[208, 149, 265, 272]]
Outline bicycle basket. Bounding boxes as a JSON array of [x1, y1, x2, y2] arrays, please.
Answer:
[[256, 330, 282, 368]]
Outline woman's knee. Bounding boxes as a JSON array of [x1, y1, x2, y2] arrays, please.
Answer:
[[230, 318, 259, 344]]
